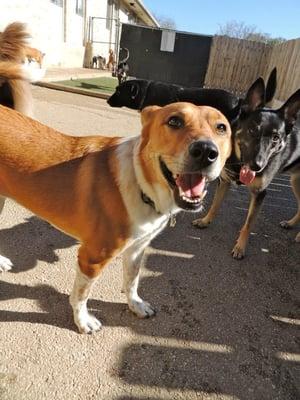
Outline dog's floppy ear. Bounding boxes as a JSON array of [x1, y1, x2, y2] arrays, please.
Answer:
[[265, 67, 277, 104], [242, 77, 265, 114], [130, 82, 139, 99], [278, 88, 300, 129], [141, 105, 161, 126]]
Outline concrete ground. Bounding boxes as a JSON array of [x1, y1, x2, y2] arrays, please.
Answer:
[[0, 86, 299, 400]]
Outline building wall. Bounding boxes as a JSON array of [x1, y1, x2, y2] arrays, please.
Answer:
[[0, 0, 141, 67]]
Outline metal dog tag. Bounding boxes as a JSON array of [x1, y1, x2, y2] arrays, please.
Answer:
[[169, 214, 176, 227]]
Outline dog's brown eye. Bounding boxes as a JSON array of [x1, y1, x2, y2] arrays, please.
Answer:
[[273, 134, 280, 142], [216, 123, 227, 133], [167, 116, 184, 129]]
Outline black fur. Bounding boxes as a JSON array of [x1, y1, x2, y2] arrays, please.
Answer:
[[108, 79, 242, 122], [0, 81, 14, 109]]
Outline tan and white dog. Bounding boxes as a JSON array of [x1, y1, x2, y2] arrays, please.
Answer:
[[23, 46, 45, 68], [0, 103, 232, 333]]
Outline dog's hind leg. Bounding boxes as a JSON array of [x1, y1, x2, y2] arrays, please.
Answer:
[[0, 196, 13, 272], [232, 189, 267, 259], [280, 172, 300, 234], [192, 178, 230, 228], [122, 238, 156, 318]]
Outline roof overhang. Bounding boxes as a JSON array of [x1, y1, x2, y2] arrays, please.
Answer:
[[121, 0, 160, 27]]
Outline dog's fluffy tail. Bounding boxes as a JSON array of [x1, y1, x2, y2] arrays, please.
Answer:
[[119, 47, 129, 64], [0, 61, 27, 80], [0, 61, 43, 117], [0, 61, 45, 82], [0, 22, 30, 63]]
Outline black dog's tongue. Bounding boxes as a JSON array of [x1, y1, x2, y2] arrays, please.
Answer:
[[239, 165, 256, 185]]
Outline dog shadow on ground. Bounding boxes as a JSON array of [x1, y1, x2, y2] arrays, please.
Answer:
[[0, 187, 299, 399], [0, 216, 76, 273], [79, 82, 114, 92]]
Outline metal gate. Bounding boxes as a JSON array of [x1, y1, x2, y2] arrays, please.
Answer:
[[88, 16, 121, 60], [119, 24, 213, 87]]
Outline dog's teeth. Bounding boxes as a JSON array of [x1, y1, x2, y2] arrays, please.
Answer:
[[181, 194, 201, 204]]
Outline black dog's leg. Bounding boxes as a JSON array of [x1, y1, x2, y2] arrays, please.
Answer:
[[280, 172, 300, 233], [232, 189, 267, 259], [192, 178, 231, 228]]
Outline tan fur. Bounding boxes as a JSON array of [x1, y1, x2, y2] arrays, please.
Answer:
[[0, 103, 232, 333], [106, 49, 115, 71], [23, 46, 45, 68]]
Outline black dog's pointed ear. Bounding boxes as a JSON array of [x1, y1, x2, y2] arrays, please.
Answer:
[[242, 77, 265, 113], [265, 67, 277, 103], [278, 88, 300, 127], [130, 82, 139, 99]]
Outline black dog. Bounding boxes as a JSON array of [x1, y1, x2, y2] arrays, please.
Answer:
[[107, 68, 276, 122], [107, 79, 241, 122], [116, 47, 130, 85], [107, 69, 277, 123], [193, 75, 300, 258]]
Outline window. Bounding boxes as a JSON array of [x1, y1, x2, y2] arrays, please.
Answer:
[[76, 0, 83, 16], [50, 0, 63, 6]]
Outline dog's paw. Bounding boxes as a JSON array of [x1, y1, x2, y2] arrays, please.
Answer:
[[279, 220, 292, 229], [0, 255, 13, 272], [295, 232, 300, 243], [231, 245, 245, 260], [74, 312, 102, 334], [192, 218, 210, 229], [129, 300, 156, 319]]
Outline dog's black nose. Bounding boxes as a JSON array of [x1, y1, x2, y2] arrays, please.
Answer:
[[249, 160, 264, 172], [189, 140, 219, 167]]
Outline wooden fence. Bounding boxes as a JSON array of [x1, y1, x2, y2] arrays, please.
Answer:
[[204, 35, 300, 101], [268, 39, 300, 100]]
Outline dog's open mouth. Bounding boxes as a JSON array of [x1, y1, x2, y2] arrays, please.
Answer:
[[159, 158, 207, 211]]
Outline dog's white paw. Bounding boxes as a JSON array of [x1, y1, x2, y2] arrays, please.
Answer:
[[279, 220, 291, 229], [295, 232, 300, 243], [0, 255, 13, 272], [129, 299, 156, 318], [192, 218, 210, 229], [74, 312, 102, 334]]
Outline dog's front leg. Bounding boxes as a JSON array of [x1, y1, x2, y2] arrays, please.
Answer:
[[232, 190, 267, 259], [70, 244, 114, 334], [193, 178, 230, 228], [122, 239, 156, 318], [280, 172, 300, 233]]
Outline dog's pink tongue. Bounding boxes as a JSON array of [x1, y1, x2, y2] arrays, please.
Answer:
[[176, 174, 205, 197], [239, 165, 256, 185]]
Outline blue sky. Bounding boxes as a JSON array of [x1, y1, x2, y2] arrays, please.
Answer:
[[143, 0, 299, 40]]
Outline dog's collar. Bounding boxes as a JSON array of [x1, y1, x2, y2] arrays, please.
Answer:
[[140, 190, 177, 226], [141, 190, 158, 212]]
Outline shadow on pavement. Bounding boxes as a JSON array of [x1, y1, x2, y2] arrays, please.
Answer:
[[0, 216, 76, 273], [0, 178, 299, 399]]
